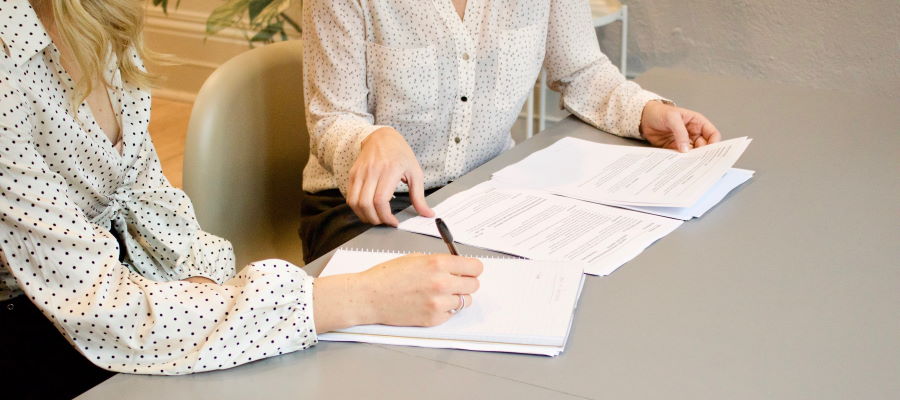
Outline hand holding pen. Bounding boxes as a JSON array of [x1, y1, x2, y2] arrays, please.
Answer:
[[435, 218, 459, 256], [435, 218, 471, 314]]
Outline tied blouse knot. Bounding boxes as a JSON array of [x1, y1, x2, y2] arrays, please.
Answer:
[[0, 0, 316, 375], [92, 184, 236, 285]]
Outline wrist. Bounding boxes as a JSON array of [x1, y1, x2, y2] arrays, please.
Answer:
[[313, 274, 379, 332], [345, 272, 381, 326], [638, 99, 662, 140], [361, 127, 399, 150], [639, 100, 666, 138]]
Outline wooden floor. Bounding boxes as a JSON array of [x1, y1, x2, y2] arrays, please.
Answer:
[[148, 97, 193, 188]]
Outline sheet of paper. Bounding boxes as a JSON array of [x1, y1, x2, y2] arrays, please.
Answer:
[[492, 136, 752, 207], [615, 168, 755, 220], [319, 332, 564, 356], [398, 181, 683, 276], [318, 249, 585, 354]]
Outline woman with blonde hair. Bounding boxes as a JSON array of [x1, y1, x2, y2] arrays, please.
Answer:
[[0, 1, 481, 398]]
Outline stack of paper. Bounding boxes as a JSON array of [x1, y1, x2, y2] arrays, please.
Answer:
[[398, 181, 682, 276], [399, 136, 753, 275], [318, 249, 586, 356], [491, 137, 754, 219]]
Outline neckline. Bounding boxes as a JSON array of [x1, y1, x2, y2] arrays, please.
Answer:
[[453, 0, 469, 22], [435, 0, 483, 39], [48, 45, 127, 160]]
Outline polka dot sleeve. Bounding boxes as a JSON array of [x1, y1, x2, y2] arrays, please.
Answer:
[[302, 0, 389, 195], [544, 0, 668, 140], [0, 109, 317, 375], [118, 133, 239, 285]]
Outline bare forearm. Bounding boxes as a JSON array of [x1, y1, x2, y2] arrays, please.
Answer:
[[312, 274, 378, 333]]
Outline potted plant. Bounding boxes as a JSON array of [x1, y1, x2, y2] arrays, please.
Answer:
[[152, 0, 301, 45]]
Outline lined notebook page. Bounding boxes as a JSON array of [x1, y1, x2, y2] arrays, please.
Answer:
[[319, 249, 585, 347]]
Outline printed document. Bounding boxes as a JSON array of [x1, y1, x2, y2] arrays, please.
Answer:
[[398, 181, 683, 276], [617, 168, 755, 220], [492, 136, 752, 208]]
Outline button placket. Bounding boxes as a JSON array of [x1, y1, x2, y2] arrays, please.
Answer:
[[449, 35, 477, 178], [441, 42, 470, 178], [434, 0, 482, 180]]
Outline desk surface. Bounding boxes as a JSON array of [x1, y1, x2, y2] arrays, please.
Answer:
[[79, 69, 900, 400]]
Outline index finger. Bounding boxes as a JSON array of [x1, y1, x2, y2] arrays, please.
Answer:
[[374, 168, 403, 227], [406, 167, 434, 218], [666, 110, 692, 153]]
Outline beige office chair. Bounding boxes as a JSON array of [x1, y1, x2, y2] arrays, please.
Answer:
[[183, 40, 308, 268]]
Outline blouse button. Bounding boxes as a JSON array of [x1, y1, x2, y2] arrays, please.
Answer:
[[5, 303, 14, 311], [461, 53, 471, 61], [454, 137, 461, 144], [460, 96, 468, 102]]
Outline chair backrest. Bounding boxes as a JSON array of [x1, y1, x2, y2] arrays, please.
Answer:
[[183, 40, 308, 268]]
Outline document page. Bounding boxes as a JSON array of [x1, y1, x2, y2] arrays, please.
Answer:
[[318, 249, 585, 354], [492, 136, 751, 207], [617, 168, 755, 220], [398, 181, 683, 276]]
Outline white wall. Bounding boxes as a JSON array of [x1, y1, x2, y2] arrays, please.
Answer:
[[599, 0, 900, 99], [528, 0, 900, 141]]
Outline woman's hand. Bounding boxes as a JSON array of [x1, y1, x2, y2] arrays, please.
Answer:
[[360, 253, 483, 327], [312, 254, 483, 333], [347, 127, 435, 226], [640, 101, 722, 152]]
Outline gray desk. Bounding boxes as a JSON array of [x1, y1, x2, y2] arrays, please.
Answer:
[[79, 69, 900, 400]]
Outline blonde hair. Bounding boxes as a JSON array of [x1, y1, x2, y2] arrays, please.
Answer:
[[44, 0, 157, 106]]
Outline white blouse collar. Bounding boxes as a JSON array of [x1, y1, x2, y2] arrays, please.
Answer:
[[0, 0, 51, 69]]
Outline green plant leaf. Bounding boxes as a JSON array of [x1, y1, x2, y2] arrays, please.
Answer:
[[250, 20, 284, 43], [207, 0, 251, 35], [281, 12, 301, 34], [152, 0, 183, 15], [249, 0, 288, 31], [200, 0, 300, 43], [248, 0, 276, 23], [153, 0, 169, 14]]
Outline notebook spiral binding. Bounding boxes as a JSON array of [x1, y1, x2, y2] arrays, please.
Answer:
[[339, 248, 522, 260]]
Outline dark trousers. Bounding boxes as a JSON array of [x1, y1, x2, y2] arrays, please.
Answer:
[[299, 188, 441, 264], [0, 295, 115, 399]]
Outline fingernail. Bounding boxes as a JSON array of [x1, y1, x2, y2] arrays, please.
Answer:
[[679, 143, 690, 152]]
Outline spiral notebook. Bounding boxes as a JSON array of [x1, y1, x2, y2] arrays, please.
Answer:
[[317, 249, 586, 356]]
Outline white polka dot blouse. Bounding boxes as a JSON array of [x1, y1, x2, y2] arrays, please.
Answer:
[[302, 0, 667, 195], [0, 0, 316, 375]]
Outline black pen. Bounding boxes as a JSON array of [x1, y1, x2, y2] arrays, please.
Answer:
[[435, 218, 459, 256]]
